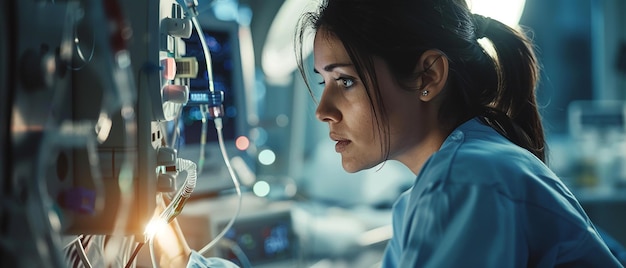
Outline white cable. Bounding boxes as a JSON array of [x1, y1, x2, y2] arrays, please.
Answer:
[[190, 12, 216, 178], [63, 235, 83, 250], [149, 236, 159, 268], [220, 238, 252, 268], [156, 158, 197, 226], [145, 157, 196, 268], [142, 158, 198, 268], [198, 118, 243, 255], [191, 16, 215, 93], [74, 237, 93, 268], [177, 158, 198, 198], [197, 104, 209, 177], [182, 0, 243, 258]]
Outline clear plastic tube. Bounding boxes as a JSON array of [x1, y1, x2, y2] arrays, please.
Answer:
[[142, 158, 196, 268], [158, 158, 197, 224], [74, 238, 93, 268], [191, 14, 215, 178], [184, 1, 243, 257], [220, 238, 252, 268], [64, 235, 83, 250], [149, 236, 158, 268], [198, 118, 243, 255], [191, 16, 215, 93], [197, 104, 209, 176]]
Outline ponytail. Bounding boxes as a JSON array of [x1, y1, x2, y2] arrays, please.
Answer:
[[294, 0, 546, 162], [472, 14, 545, 162]]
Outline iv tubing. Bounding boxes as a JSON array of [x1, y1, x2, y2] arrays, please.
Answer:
[[149, 237, 158, 268], [183, 0, 243, 257], [134, 158, 196, 268], [190, 15, 214, 177], [191, 16, 215, 93], [198, 118, 243, 255], [74, 238, 94, 268], [158, 158, 197, 224], [198, 105, 209, 176]]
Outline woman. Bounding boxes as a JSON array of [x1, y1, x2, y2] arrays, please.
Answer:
[[295, 0, 623, 267]]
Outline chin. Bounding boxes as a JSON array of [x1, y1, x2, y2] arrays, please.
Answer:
[[341, 159, 380, 173], [341, 161, 362, 173]]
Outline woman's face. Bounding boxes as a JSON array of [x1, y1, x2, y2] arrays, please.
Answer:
[[313, 29, 430, 173]]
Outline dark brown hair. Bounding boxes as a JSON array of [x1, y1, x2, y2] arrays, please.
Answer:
[[296, 0, 545, 162]]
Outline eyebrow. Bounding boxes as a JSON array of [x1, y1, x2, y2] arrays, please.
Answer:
[[313, 63, 354, 73]]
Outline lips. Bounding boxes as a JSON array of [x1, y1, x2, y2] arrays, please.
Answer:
[[335, 140, 351, 152], [330, 132, 351, 153]]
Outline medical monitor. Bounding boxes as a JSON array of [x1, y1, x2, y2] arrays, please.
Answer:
[[215, 209, 297, 267]]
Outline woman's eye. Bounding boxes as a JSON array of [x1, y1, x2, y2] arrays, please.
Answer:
[[337, 77, 354, 88]]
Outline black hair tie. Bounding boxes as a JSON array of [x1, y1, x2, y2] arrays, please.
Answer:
[[472, 14, 491, 39]]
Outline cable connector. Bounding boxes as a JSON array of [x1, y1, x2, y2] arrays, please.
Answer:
[[187, 90, 225, 118], [207, 90, 224, 119]]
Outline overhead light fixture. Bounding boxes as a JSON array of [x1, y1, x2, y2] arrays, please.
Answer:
[[262, 0, 317, 85], [467, 0, 526, 28]]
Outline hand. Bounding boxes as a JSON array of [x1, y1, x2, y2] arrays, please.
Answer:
[[151, 194, 192, 267]]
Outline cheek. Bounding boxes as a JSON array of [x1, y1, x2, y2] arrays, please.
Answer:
[[353, 104, 378, 139], [376, 95, 417, 157]]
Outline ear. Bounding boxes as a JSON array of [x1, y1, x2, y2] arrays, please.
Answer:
[[415, 50, 448, 102]]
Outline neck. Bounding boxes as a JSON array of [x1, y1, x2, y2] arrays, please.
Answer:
[[395, 127, 448, 175]]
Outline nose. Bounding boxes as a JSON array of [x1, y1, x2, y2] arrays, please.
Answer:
[[315, 89, 341, 123]]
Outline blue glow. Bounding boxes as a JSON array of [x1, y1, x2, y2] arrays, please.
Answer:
[[253, 181, 271, 197], [237, 5, 253, 26], [212, 0, 238, 22], [226, 106, 237, 117], [188, 106, 202, 120], [265, 224, 289, 255], [190, 92, 209, 102], [250, 127, 268, 146], [258, 149, 276, 166]]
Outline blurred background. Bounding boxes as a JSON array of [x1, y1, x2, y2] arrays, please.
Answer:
[[2, 0, 625, 267]]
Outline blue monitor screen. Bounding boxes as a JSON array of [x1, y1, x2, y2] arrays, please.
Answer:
[[173, 25, 250, 196], [218, 213, 296, 266], [179, 28, 238, 145]]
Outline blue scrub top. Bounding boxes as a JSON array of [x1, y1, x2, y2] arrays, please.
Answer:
[[187, 251, 239, 268], [382, 118, 624, 267]]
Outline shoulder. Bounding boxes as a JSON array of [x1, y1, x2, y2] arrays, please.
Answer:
[[451, 130, 548, 184], [425, 118, 551, 185], [417, 119, 592, 225], [417, 118, 574, 206]]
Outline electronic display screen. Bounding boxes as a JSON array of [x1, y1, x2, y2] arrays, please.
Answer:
[[172, 24, 250, 195], [217, 213, 296, 266], [179, 29, 238, 145]]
